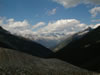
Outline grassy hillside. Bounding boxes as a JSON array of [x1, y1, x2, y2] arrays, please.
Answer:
[[0, 47, 99, 75]]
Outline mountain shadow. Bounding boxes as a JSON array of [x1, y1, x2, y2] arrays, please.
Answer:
[[0, 26, 54, 58], [54, 26, 100, 72]]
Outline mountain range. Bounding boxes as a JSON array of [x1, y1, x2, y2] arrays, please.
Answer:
[[0, 26, 100, 74]]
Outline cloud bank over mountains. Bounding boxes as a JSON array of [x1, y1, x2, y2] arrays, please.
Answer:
[[0, 17, 100, 48], [0, 17, 100, 38], [37, 19, 88, 34], [0, 18, 89, 36]]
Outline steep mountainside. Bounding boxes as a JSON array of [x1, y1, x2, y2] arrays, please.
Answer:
[[54, 26, 100, 71], [0, 26, 53, 58], [53, 27, 92, 52]]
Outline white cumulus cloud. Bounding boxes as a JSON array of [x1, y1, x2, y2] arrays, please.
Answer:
[[6, 19, 29, 28], [89, 7, 100, 18], [38, 19, 88, 34], [0, 18, 31, 34], [53, 0, 100, 8], [53, 0, 80, 8]]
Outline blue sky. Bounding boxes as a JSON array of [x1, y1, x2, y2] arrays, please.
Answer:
[[0, 0, 100, 48], [0, 0, 100, 25]]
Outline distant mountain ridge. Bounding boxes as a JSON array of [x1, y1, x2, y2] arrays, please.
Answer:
[[0, 26, 54, 58], [53, 27, 93, 52]]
